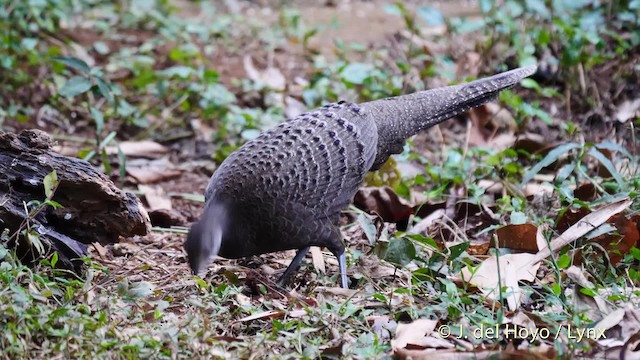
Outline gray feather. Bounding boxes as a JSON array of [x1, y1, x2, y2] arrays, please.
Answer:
[[185, 66, 537, 282]]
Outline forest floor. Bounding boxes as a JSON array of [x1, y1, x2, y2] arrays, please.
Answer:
[[1, 0, 639, 359]]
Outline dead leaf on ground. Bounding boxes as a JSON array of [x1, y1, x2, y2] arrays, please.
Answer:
[[211, 335, 243, 343], [409, 209, 445, 235], [556, 207, 591, 233], [615, 98, 640, 123], [574, 182, 598, 201], [315, 286, 360, 297], [366, 315, 396, 341], [148, 208, 187, 227], [235, 310, 284, 323], [589, 214, 639, 265], [243, 55, 286, 90], [527, 198, 632, 267], [513, 134, 556, 157], [468, 103, 517, 147], [467, 240, 490, 255], [353, 186, 413, 223], [564, 266, 610, 318], [391, 318, 444, 351], [310, 247, 326, 274], [127, 157, 182, 184], [108, 140, 169, 158], [460, 253, 540, 311], [496, 224, 544, 253], [139, 184, 172, 211], [594, 307, 640, 352], [477, 180, 555, 197], [91, 242, 108, 258]]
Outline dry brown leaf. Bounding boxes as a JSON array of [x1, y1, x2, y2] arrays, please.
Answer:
[[460, 253, 539, 311], [589, 214, 640, 265], [468, 103, 517, 148], [236, 310, 284, 323], [527, 198, 632, 267], [139, 184, 172, 211], [594, 308, 626, 334], [315, 286, 360, 297], [477, 180, 554, 197], [513, 134, 557, 157], [496, 224, 542, 253], [353, 186, 413, 223], [366, 315, 396, 341], [91, 242, 108, 258], [127, 158, 182, 184], [211, 335, 243, 343], [243, 55, 285, 90], [410, 208, 445, 235], [556, 207, 591, 233], [110, 140, 169, 158], [288, 309, 307, 318], [310, 247, 326, 274], [509, 311, 537, 331], [616, 308, 640, 341], [467, 240, 490, 255], [564, 266, 610, 317], [148, 208, 186, 227], [574, 182, 598, 201], [391, 318, 440, 350], [615, 98, 640, 123]]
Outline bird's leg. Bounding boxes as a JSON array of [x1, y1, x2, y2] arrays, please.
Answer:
[[334, 250, 349, 289], [276, 246, 310, 285]]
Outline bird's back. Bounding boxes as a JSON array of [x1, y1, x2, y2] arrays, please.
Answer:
[[206, 101, 378, 258]]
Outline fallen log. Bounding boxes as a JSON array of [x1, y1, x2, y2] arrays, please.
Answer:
[[0, 129, 150, 272]]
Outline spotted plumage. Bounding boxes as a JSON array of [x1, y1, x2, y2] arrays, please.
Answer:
[[185, 66, 537, 288]]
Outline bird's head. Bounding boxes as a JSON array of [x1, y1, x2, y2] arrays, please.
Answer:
[[184, 201, 228, 276]]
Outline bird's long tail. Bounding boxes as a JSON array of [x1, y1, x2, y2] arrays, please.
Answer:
[[363, 66, 536, 170]]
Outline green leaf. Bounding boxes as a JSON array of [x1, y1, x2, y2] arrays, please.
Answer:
[[520, 78, 540, 90], [118, 146, 127, 180], [162, 66, 194, 79], [510, 211, 527, 224], [579, 287, 597, 297], [101, 148, 111, 175], [406, 233, 439, 250], [90, 107, 104, 135], [479, 0, 494, 13], [383, 3, 402, 16], [417, 6, 444, 26], [59, 76, 93, 98], [448, 242, 469, 260], [21, 38, 38, 50], [556, 162, 576, 182], [94, 77, 113, 104], [357, 214, 377, 246], [587, 147, 624, 187], [556, 253, 571, 269], [50, 252, 58, 268], [520, 142, 580, 187], [340, 63, 373, 85], [43, 170, 58, 199], [384, 237, 416, 266], [54, 56, 91, 74], [595, 140, 633, 160], [93, 41, 110, 54]]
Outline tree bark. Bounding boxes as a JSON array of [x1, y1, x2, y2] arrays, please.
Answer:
[[0, 129, 150, 272]]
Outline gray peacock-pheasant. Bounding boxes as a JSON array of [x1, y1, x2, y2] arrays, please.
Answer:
[[185, 65, 537, 288]]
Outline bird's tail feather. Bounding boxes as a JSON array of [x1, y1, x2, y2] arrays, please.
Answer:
[[363, 66, 536, 170]]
